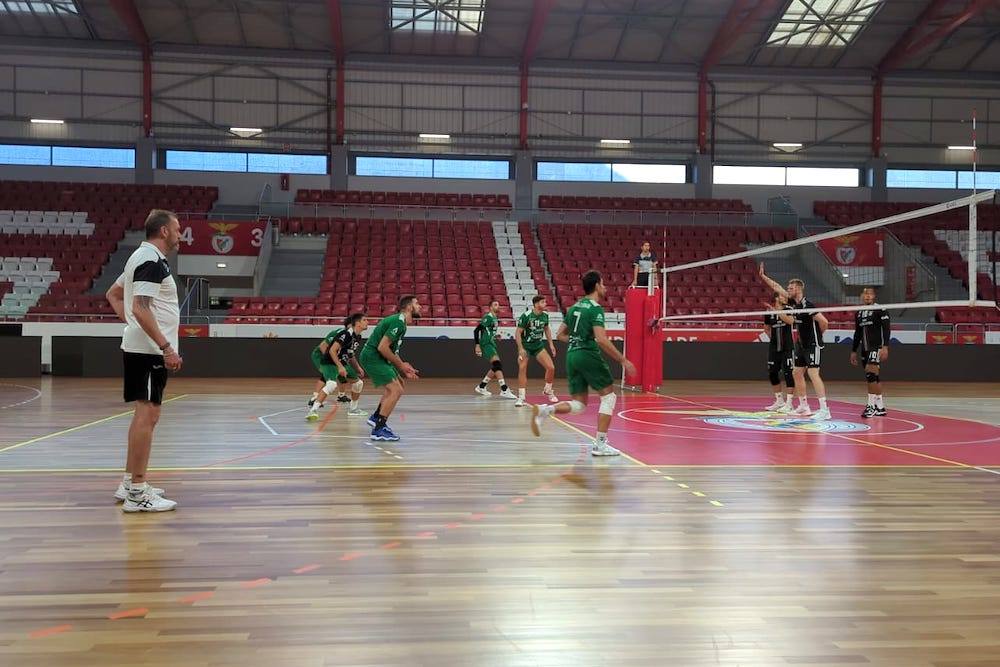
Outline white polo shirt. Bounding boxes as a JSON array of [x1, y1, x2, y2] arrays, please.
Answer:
[[117, 241, 180, 355]]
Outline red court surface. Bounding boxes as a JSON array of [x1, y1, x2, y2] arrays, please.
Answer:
[[560, 393, 1000, 469]]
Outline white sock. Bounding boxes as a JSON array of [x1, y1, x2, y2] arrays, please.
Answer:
[[786, 393, 794, 404], [310, 392, 318, 401], [122, 473, 132, 484], [539, 405, 555, 416], [798, 396, 809, 407], [596, 432, 608, 444], [128, 481, 148, 497], [482, 374, 491, 384], [875, 395, 884, 409], [774, 392, 783, 401], [543, 383, 553, 394], [818, 397, 828, 409], [518, 388, 526, 399], [867, 393, 875, 407]]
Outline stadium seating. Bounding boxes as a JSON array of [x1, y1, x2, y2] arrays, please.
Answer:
[[0, 181, 218, 320], [225, 219, 512, 325], [538, 196, 751, 212], [538, 223, 794, 320], [295, 189, 512, 209], [814, 201, 1000, 324]]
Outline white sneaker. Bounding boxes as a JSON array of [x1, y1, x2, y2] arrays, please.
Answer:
[[812, 408, 832, 421], [793, 404, 812, 416], [545, 391, 559, 404], [776, 403, 794, 414], [114, 481, 164, 502], [530, 405, 548, 437], [764, 397, 785, 411], [347, 406, 365, 416], [591, 442, 621, 457], [514, 398, 525, 407], [499, 389, 517, 400], [122, 489, 177, 513], [475, 386, 492, 397]]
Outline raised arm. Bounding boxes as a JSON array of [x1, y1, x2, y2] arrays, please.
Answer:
[[758, 263, 788, 299], [555, 322, 569, 344]]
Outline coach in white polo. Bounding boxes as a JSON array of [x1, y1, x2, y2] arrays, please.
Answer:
[[106, 209, 183, 513]]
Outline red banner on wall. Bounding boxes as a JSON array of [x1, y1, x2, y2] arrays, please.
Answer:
[[817, 232, 884, 267], [179, 220, 266, 256], [663, 329, 766, 343], [180, 324, 209, 338]]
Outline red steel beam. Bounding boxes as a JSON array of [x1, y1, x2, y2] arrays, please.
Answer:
[[871, 76, 883, 157], [876, 0, 989, 75], [872, 0, 990, 156], [326, 0, 346, 144], [697, 0, 781, 154], [108, 0, 152, 137], [520, 0, 556, 149]]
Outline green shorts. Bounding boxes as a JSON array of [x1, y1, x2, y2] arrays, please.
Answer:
[[566, 349, 614, 396], [480, 342, 498, 360], [359, 348, 398, 388], [312, 349, 358, 382], [523, 344, 546, 358]]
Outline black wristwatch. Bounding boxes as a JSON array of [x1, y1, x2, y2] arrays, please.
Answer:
[[159, 342, 171, 351]]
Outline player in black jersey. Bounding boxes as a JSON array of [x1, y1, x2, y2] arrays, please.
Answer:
[[763, 292, 796, 412], [758, 265, 831, 420], [306, 312, 368, 421], [851, 286, 890, 418]]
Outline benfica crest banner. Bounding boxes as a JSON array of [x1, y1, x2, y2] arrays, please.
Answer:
[[817, 232, 884, 268], [179, 219, 266, 256]]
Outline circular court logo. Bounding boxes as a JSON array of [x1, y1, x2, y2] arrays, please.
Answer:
[[703, 415, 871, 433]]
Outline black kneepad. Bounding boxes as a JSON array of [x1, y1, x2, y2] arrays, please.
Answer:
[[865, 371, 879, 384], [491, 359, 503, 373]]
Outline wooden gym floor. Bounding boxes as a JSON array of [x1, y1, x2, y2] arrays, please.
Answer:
[[1, 378, 999, 667]]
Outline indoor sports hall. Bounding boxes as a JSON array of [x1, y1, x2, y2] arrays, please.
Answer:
[[1, 2, 999, 666]]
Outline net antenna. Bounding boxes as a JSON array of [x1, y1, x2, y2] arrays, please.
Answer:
[[656, 190, 998, 324], [969, 109, 977, 306]]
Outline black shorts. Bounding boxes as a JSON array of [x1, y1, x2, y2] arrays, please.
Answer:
[[860, 348, 881, 367], [123, 352, 168, 404], [636, 273, 651, 287], [768, 347, 794, 372], [794, 343, 822, 369]]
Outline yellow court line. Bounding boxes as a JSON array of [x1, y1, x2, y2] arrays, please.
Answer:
[[549, 413, 650, 468], [0, 463, 593, 473], [0, 394, 190, 455], [0, 463, 985, 474]]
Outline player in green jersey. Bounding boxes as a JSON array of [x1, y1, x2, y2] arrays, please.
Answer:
[[514, 295, 559, 407], [473, 299, 516, 399], [306, 312, 368, 421], [358, 296, 421, 442], [530, 271, 636, 456]]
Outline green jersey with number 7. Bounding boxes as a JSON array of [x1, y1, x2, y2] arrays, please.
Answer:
[[565, 298, 604, 353]]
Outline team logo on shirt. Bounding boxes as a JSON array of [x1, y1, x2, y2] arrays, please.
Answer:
[[209, 222, 239, 254]]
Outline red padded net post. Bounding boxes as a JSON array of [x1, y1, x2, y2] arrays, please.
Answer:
[[623, 287, 646, 387]]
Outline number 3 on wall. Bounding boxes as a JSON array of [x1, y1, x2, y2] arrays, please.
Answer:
[[250, 227, 263, 248]]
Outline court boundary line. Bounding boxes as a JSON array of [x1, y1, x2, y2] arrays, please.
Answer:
[[0, 383, 42, 410], [0, 394, 190, 455]]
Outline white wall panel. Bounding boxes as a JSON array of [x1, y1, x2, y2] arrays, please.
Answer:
[[347, 107, 401, 132], [213, 102, 277, 127], [462, 110, 518, 135], [584, 90, 641, 115], [531, 112, 583, 137], [15, 92, 80, 118], [402, 84, 462, 110], [532, 87, 583, 113], [19, 67, 80, 94], [84, 69, 140, 96], [583, 113, 642, 138], [402, 108, 462, 134], [215, 74, 277, 103], [83, 96, 140, 122], [349, 81, 401, 108], [0, 93, 12, 116]]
